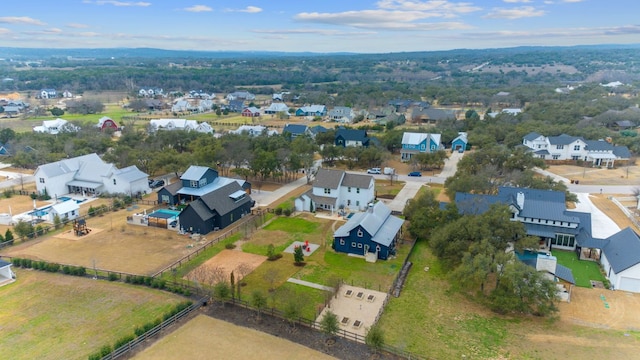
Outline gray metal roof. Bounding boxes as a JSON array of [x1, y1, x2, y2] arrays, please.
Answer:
[[334, 202, 404, 246], [554, 264, 575, 284], [178, 177, 239, 197], [523, 132, 542, 141], [534, 150, 550, 155], [313, 168, 344, 189], [0, 259, 11, 267], [51, 200, 80, 214], [548, 134, 583, 145], [342, 173, 373, 189], [114, 165, 148, 182], [335, 128, 368, 143], [283, 124, 308, 135], [36, 153, 101, 178], [585, 140, 614, 151], [180, 165, 209, 181], [602, 227, 640, 273], [613, 146, 632, 159], [161, 181, 182, 196], [187, 200, 216, 221], [66, 179, 103, 189]]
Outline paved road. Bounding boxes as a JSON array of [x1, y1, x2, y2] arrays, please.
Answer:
[[534, 167, 637, 195]]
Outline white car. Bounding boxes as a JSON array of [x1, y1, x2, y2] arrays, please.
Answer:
[[367, 168, 381, 174]]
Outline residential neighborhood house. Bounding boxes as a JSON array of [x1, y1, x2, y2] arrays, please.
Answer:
[[522, 132, 631, 167], [295, 168, 375, 214], [400, 132, 443, 161], [33, 118, 78, 135], [295, 105, 327, 117], [149, 119, 213, 134], [333, 201, 404, 261], [34, 153, 151, 198], [452, 132, 468, 152], [229, 125, 278, 137], [96, 116, 119, 132], [335, 128, 369, 147], [283, 124, 312, 139], [329, 106, 355, 123], [241, 107, 261, 117]]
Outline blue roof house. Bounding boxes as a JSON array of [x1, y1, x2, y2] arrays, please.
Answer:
[[283, 124, 312, 139], [335, 128, 369, 147], [157, 165, 250, 205], [333, 202, 404, 261], [451, 132, 468, 152], [400, 132, 443, 161], [296, 105, 327, 117]]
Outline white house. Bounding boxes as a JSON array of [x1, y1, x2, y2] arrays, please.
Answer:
[[598, 228, 640, 292], [226, 91, 255, 101], [0, 259, 15, 286], [149, 119, 213, 134], [33, 118, 78, 135], [34, 153, 150, 198], [264, 103, 289, 114], [295, 168, 375, 214], [230, 125, 278, 137], [523, 132, 631, 167], [48, 200, 80, 223], [39, 88, 57, 99], [329, 106, 355, 123]]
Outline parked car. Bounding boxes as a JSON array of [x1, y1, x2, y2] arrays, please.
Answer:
[[408, 171, 422, 177], [367, 167, 382, 174], [149, 179, 165, 188]]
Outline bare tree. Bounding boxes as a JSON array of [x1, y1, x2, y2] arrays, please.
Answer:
[[263, 268, 280, 292]]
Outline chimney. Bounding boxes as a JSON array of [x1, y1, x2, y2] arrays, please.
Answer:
[[516, 192, 525, 210]]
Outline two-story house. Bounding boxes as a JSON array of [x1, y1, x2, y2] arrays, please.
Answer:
[[329, 106, 355, 123], [333, 201, 404, 261], [295, 105, 327, 117], [400, 132, 443, 161], [264, 103, 289, 115], [283, 124, 313, 139], [295, 168, 374, 214]]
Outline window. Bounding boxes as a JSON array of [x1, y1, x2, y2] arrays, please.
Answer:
[[574, 145, 580, 151], [376, 245, 381, 252], [357, 243, 363, 248], [357, 230, 363, 237], [552, 155, 560, 160], [230, 213, 234, 222], [324, 188, 330, 194], [351, 242, 357, 248], [39, 178, 45, 183], [356, 188, 360, 194], [571, 156, 580, 160], [348, 187, 351, 192], [539, 155, 545, 159], [356, 201, 360, 207], [557, 145, 564, 150], [190, 180, 199, 188], [553, 234, 575, 247], [113, 179, 117, 185], [537, 145, 542, 149], [339, 239, 345, 245], [199, 178, 207, 187], [347, 200, 351, 206], [71, 210, 76, 215]]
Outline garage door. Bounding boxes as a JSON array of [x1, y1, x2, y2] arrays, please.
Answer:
[[619, 277, 640, 293]]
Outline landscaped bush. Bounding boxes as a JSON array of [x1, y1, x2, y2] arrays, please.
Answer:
[[283, 208, 292, 216], [113, 335, 135, 349], [108, 273, 119, 281], [87, 353, 101, 360], [151, 278, 166, 289], [11, 258, 21, 267], [274, 207, 283, 215], [46, 263, 60, 272], [99, 345, 112, 357], [225, 243, 236, 249]]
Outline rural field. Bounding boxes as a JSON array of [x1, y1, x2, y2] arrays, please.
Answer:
[[378, 242, 640, 360], [0, 270, 184, 360], [134, 315, 336, 360]]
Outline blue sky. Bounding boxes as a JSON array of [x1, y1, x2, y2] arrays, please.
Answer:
[[0, 0, 638, 53]]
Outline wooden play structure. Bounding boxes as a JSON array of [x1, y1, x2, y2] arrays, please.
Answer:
[[73, 219, 91, 236]]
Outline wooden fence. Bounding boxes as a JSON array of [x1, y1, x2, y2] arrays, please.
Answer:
[[100, 296, 209, 360]]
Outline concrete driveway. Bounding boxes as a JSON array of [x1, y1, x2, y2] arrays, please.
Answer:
[[573, 192, 620, 239]]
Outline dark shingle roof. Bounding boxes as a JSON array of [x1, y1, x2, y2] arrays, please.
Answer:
[[161, 181, 182, 196], [585, 140, 614, 151], [548, 134, 583, 145], [335, 128, 368, 143], [283, 124, 308, 135], [554, 264, 576, 284], [0, 259, 11, 267], [313, 168, 344, 189], [200, 182, 252, 216], [602, 227, 640, 273], [613, 146, 632, 159]]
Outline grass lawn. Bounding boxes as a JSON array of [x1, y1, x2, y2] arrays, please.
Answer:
[[552, 249, 607, 287], [0, 271, 183, 360], [375, 180, 406, 197], [262, 216, 319, 233]]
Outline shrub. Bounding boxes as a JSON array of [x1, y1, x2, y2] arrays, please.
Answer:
[[3, 189, 13, 198], [108, 273, 119, 281], [46, 263, 60, 272], [125, 275, 133, 283], [99, 345, 112, 357], [62, 265, 71, 274], [23, 258, 32, 268], [151, 278, 166, 289], [113, 335, 135, 349], [88, 206, 96, 217], [88, 353, 101, 360], [12, 258, 21, 267], [283, 208, 292, 217], [225, 243, 236, 249], [74, 266, 87, 276], [274, 207, 283, 215], [30, 193, 37, 200]]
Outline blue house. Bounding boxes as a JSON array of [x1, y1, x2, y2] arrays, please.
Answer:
[[400, 132, 443, 161], [157, 165, 250, 205], [295, 105, 327, 117], [333, 202, 404, 260], [283, 124, 312, 139], [451, 132, 468, 152]]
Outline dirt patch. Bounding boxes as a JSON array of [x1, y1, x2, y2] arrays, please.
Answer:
[[547, 164, 640, 185], [590, 194, 640, 232], [558, 287, 640, 331], [186, 249, 266, 283], [54, 227, 105, 240]]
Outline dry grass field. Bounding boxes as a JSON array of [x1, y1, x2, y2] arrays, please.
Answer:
[[185, 249, 267, 283], [3, 201, 199, 275], [0, 270, 183, 360], [589, 194, 640, 232], [547, 164, 640, 185], [133, 315, 336, 360], [558, 287, 640, 331]]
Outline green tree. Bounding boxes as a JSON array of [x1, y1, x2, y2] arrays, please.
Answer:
[[13, 220, 35, 238], [320, 310, 339, 339], [293, 245, 305, 265], [251, 290, 268, 321], [53, 214, 62, 230], [50, 107, 64, 116], [213, 282, 231, 306], [365, 324, 385, 354], [4, 229, 14, 245]]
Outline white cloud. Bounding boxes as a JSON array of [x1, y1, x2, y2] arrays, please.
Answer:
[[0, 28, 12, 35], [253, 29, 377, 36], [376, 0, 481, 14], [483, 6, 545, 19], [240, 6, 262, 13], [67, 23, 89, 29], [295, 10, 471, 31], [184, 5, 212, 12], [0, 16, 46, 26], [225, 6, 263, 13], [503, 0, 532, 3], [83, 0, 151, 7]]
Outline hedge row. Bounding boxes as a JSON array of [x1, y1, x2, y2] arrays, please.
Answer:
[[88, 301, 193, 360], [11, 258, 87, 276], [124, 275, 191, 296]]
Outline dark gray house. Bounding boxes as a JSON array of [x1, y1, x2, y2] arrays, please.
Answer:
[[178, 182, 254, 234], [333, 202, 404, 261], [334, 128, 369, 147]]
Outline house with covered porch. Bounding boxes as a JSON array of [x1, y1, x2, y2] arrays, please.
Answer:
[[295, 168, 374, 214], [34, 153, 150, 198]]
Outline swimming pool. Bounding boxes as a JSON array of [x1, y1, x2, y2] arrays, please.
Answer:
[[28, 206, 52, 217], [154, 209, 181, 217], [58, 196, 86, 204]]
